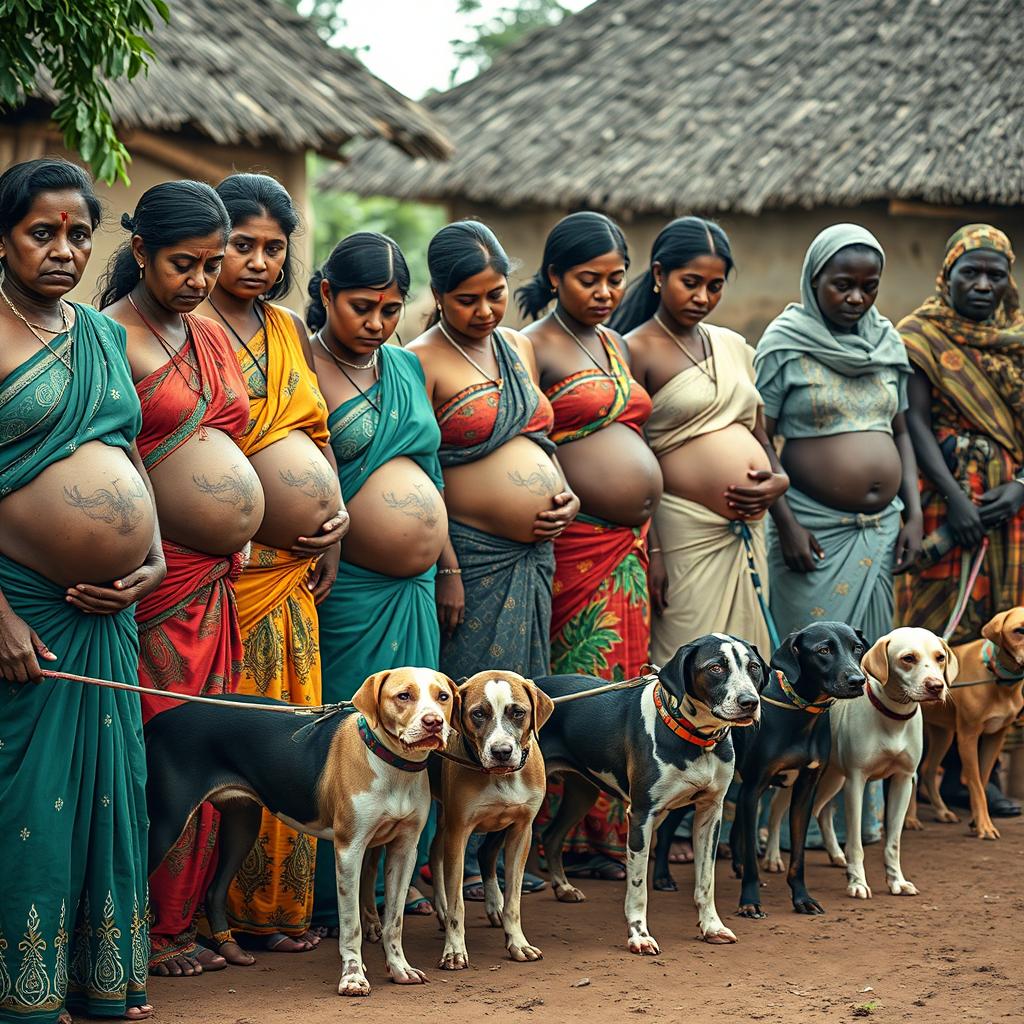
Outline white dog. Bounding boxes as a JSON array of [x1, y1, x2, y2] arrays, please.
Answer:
[[812, 627, 957, 899]]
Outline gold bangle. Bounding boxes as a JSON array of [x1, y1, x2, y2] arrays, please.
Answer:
[[437, 567, 462, 576]]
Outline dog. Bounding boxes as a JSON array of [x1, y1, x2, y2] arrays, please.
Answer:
[[144, 667, 458, 996], [427, 670, 554, 970], [537, 634, 767, 954], [911, 607, 1024, 839], [808, 627, 957, 899], [729, 622, 867, 919]]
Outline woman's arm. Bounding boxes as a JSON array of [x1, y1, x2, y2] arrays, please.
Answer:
[[435, 535, 464, 637], [533, 453, 580, 539], [763, 416, 824, 572], [724, 412, 790, 518], [892, 411, 923, 572], [647, 521, 669, 617], [66, 444, 167, 614], [0, 587, 57, 682]]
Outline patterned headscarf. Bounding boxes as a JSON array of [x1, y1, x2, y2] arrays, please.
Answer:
[[898, 223, 1024, 462]]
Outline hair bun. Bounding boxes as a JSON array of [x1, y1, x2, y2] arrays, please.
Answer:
[[120, 212, 136, 233], [307, 269, 324, 300]]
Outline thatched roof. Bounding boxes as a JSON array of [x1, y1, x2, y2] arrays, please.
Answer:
[[322, 0, 1024, 214], [32, 0, 451, 160]]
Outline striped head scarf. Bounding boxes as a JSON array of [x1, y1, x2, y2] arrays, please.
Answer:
[[898, 223, 1024, 462]]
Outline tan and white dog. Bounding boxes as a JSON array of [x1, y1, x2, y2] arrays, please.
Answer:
[[428, 670, 554, 971], [809, 627, 957, 899], [144, 666, 458, 998], [911, 608, 1024, 838]]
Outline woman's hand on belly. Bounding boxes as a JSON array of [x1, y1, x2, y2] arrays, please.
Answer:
[[532, 489, 580, 540], [293, 508, 350, 558], [65, 555, 167, 615], [0, 602, 57, 682], [725, 469, 790, 519]]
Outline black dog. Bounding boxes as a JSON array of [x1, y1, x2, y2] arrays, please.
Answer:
[[730, 621, 866, 918], [536, 634, 767, 955]]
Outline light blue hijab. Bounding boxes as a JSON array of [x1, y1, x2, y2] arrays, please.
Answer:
[[753, 224, 910, 379]]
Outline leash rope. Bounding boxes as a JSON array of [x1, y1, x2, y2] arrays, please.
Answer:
[[735, 520, 781, 651], [941, 537, 989, 641]]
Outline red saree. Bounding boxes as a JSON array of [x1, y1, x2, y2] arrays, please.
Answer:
[[134, 313, 249, 966]]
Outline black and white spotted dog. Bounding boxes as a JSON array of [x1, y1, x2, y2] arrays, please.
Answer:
[[536, 634, 767, 954]]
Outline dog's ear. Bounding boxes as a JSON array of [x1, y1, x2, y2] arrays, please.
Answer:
[[748, 643, 772, 692], [853, 626, 869, 651], [981, 610, 1011, 646], [443, 674, 461, 729], [940, 639, 960, 685], [522, 679, 555, 740], [351, 670, 391, 727], [660, 640, 701, 696], [861, 637, 890, 685], [771, 631, 802, 688]]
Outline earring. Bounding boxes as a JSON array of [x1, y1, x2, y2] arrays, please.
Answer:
[[653, 283, 661, 294], [138, 263, 145, 278], [274, 269, 285, 285]]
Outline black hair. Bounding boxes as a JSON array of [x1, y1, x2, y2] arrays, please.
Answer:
[[0, 158, 101, 255], [426, 220, 510, 326], [97, 180, 230, 308], [305, 231, 411, 331], [610, 216, 734, 333], [215, 172, 300, 301], [515, 211, 629, 320]]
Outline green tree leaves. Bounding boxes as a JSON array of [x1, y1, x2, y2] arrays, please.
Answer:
[[0, 0, 169, 184]]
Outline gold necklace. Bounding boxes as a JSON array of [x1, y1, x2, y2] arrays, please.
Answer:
[[1, 286, 73, 373], [653, 312, 715, 384], [437, 318, 503, 389], [552, 310, 614, 378], [314, 330, 378, 371]]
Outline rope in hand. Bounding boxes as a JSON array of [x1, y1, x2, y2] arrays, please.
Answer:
[[941, 537, 989, 641], [37, 666, 663, 712], [735, 519, 781, 651]]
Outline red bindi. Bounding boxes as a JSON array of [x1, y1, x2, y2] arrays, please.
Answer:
[[60, 211, 68, 223]]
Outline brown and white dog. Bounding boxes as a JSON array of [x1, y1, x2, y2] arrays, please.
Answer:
[[143, 666, 458, 997], [428, 670, 554, 971], [911, 608, 1024, 839], [807, 627, 957, 899]]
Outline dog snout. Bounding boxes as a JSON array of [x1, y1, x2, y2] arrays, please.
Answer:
[[489, 740, 514, 763], [737, 693, 759, 714], [421, 711, 444, 733], [923, 677, 945, 699]]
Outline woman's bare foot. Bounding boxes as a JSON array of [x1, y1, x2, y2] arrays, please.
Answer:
[[309, 924, 339, 939], [265, 931, 316, 952], [125, 1005, 154, 1020], [216, 938, 256, 966], [668, 840, 694, 864], [149, 944, 226, 977], [405, 886, 434, 915]]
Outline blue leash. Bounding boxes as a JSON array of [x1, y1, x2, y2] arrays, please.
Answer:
[[733, 520, 781, 652]]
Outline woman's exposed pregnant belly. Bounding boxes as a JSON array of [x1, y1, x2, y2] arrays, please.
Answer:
[[556, 423, 662, 526], [342, 457, 447, 577], [0, 441, 156, 586], [249, 430, 342, 551], [443, 435, 562, 545], [659, 423, 771, 520], [148, 428, 265, 555]]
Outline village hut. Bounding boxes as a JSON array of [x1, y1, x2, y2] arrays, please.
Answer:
[[0, 0, 450, 305], [323, 0, 1024, 339]]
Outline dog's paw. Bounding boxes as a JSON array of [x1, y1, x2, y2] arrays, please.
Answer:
[[970, 819, 1000, 840], [553, 883, 587, 903], [486, 908, 503, 928], [507, 941, 543, 963], [361, 915, 383, 944], [760, 854, 785, 874], [736, 902, 766, 919], [338, 972, 372, 997], [935, 808, 960, 824], [627, 926, 660, 955], [828, 851, 848, 868], [387, 962, 428, 985], [888, 878, 919, 896], [702, 924, 738, 945], [903, 815, 924, 831], [793, 896, 825, 915], [438, 949, 469, 971], [652, 876, 678, 892], [846, 881, 872, 900]]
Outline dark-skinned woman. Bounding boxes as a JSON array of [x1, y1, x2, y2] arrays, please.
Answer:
[[519, 212, 660, 883], [754, 224, 922, 849], [196, 174, 347, 959], [897, 225, 1024, 642], [308, 232, 446, 926], [0, 159, 161, 1022], [100, 182, 264, 978]]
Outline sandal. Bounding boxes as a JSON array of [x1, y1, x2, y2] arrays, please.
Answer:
[[496, 867, 547, 894], [563, 854, 626, 881]]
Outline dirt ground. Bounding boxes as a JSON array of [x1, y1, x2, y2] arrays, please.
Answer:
[[142, 817, 1023, 1024]]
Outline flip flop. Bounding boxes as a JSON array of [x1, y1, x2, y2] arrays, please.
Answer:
[[375, 894, 436, 916], [563, 854, 626, 881], [495, 867, 547, 893]]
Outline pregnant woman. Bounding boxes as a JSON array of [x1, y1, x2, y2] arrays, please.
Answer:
[[0, 159, 161, 1023], [308, 232, 447, 926], [199, 174, 346, 958], [408, 220, 578, 681], [519, 212, 661, 881], [100, 182, 265, 977], [616, 217, 788, 664]]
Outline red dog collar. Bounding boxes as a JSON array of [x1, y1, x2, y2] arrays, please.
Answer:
[[358, 716, 430, 772], [865, 683, 916, 722], [653, 685, 725, 748]]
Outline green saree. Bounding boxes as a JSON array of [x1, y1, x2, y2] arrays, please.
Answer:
[[0, 306, 149, 1022]]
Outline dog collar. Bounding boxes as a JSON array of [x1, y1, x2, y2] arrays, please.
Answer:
[[768, 670, 836, 714], [653, 685, 726, 748], [435, 739, 531, 775], [865, 682, 916, 722], [357, 716, 430, 772], [981, 640, 1024, 685]]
